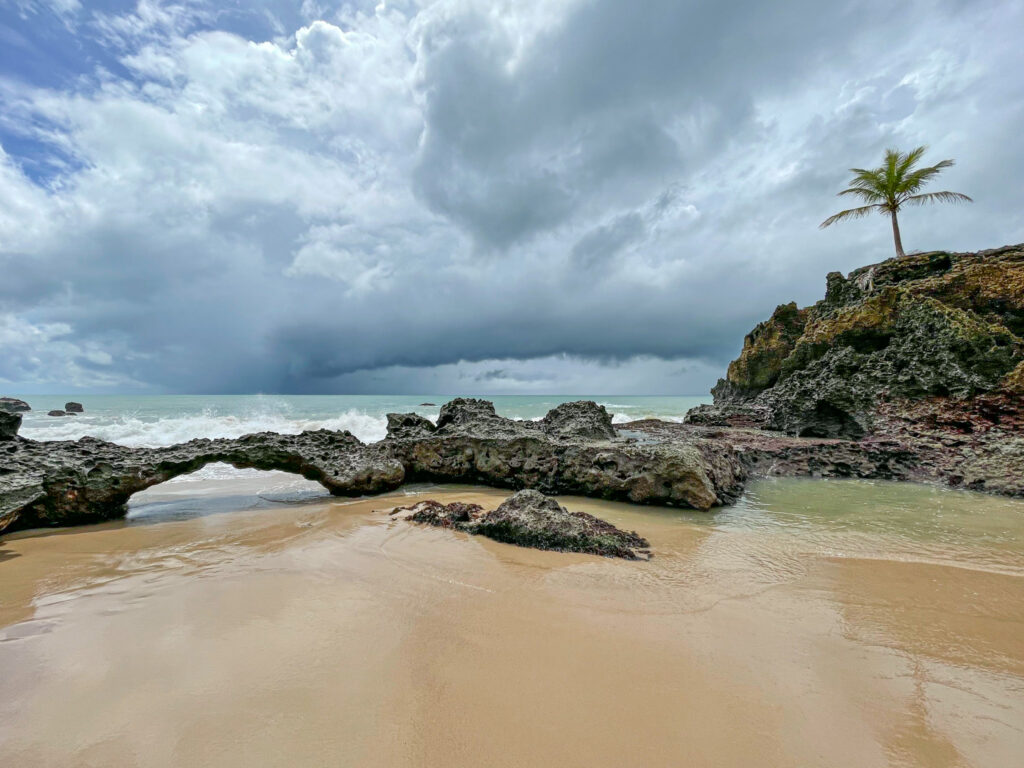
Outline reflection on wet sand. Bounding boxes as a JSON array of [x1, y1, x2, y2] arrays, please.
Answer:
[[1, 476, 1022, 767]]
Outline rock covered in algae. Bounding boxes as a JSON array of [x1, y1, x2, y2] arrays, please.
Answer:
[[391, 489, 651, 560], [710, 244, 1024, 439]]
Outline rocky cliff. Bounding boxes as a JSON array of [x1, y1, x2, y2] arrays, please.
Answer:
[[709, 244, 1024, 438], [697, 244, 1024, 494]]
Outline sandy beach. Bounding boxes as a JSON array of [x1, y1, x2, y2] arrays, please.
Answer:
[[2, 474, 1022, 767]]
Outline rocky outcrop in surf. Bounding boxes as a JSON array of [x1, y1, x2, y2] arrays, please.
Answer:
[[0, 398, 747, 536], [383, 398, 744, 511], [0, 397, 30, 413], [0, 399, 745, 536]]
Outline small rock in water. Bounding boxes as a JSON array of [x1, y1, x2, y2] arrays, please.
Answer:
[[64, 402, 84, 413], [419, 402, 437, 406], [0, 397, 31, 413], [47, 410, 68, 417], [391, 489, 651, 560], [392, 499, 484, 528]]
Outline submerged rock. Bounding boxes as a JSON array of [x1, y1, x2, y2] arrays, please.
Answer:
[[473, 489, 650, 559], [391, 489, 651, 560], [395, 499, 483, 528], [47, 410, 68, 417], [0, 397, 31, 413], [65, 402, 84, 413]]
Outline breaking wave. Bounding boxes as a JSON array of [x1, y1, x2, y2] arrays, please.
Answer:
[[18, 408, 389, 448]]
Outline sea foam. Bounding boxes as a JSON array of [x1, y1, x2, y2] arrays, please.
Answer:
[[19, 408, 389, 448]]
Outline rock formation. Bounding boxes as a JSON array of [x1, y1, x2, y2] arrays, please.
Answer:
[[697, 244, 1024, 495], [390, 489, 651, 560], [65, 402, 84, 413], [383, 398, 744, 511], [0, 397, 31, 413], [710, 245, 1023, 435], [1, 412, 21, 440], [0, 398, 748, 536], [1, 429, 404, 534]]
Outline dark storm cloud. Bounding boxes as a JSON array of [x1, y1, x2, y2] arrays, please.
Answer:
[[0, 0, 1022, 393]]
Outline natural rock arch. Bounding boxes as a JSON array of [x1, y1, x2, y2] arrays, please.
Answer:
[[2, 400, 747, 535], [1, 430, 405, 533]]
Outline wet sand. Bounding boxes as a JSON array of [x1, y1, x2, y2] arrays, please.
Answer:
[[1, 474, 1023, 767]]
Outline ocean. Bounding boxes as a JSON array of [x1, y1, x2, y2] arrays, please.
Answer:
[[13, 394, 711, 447]]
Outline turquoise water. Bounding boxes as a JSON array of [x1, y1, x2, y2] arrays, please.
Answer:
[[12, 394, 710, 447]]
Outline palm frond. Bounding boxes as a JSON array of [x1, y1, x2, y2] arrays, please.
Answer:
[[903, 191, 973, 206], [820, 204, 880, 228], [896, 145, 927, 178], [846, 174, 884, 191], [899, 159, 954, 195], [883, 148, 902, 192], [837, 187, 885, 203]]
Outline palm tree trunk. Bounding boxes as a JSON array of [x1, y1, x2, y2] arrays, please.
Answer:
[[891, 211, 906, 258]]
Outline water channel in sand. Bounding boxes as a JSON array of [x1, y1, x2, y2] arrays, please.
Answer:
[[1, 472, 1023, 767]]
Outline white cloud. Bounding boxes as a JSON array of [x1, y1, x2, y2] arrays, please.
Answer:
[[0, 314, 132, 389], [0, 0, 1022, 393]]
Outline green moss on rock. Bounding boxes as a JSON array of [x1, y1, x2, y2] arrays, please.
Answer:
[[1003, 361, 1024, 394], [723, 302, 809, 395], [391, 489, 651, 560], [713, 244, 1024, 438]]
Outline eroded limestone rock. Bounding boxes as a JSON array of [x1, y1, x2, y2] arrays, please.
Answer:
[[0, 411, 21, 440], [1, 430, 405, 534], [1, 399, 746, 536], [383, 398, 743, 510], [694, 244, 1024, 497], [711, 245, 1024, 440], [0, 397, 30, 413], [391, 489, 651, 560]]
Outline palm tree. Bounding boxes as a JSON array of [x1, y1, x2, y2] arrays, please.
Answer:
[[820, 146, 972, 258]]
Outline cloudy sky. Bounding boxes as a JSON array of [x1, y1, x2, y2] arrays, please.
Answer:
[[1, 0, 1021, 395]]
